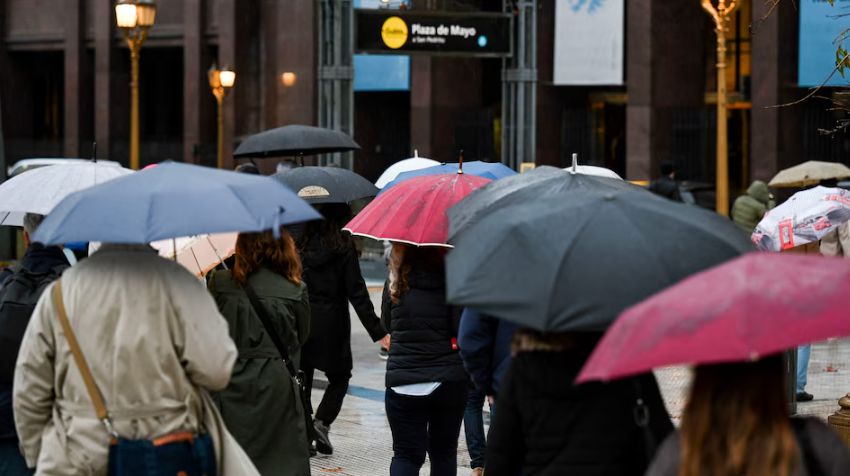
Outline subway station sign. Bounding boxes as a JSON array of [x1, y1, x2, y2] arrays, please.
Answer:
[[355, 10, 513, 57]]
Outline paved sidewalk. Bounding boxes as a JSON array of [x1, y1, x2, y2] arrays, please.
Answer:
[[308, 291, 850, 475]]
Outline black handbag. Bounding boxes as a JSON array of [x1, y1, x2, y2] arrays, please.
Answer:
[[242, 282, 315, 451]]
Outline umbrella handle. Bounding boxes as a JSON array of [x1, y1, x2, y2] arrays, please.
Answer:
[[206, 235, 228, 270]]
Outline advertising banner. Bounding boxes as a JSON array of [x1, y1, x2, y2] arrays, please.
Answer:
[[353, 0, 410, 91], [799, 0, 850, 87], [553, 0, 624, 85]]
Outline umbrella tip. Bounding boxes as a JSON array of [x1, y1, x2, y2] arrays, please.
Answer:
[[571, 153, 578, 174], [458, 150, 464, 175], [91, 142, 97, 162], [414, 149, 419, 158]]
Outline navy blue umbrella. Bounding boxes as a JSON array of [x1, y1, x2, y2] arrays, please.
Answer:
[[378, 161, 516, 195], [33, 162, 322, 245]]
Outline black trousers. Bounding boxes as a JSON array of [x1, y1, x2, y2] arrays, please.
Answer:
[[302, 366, 350, 426], [385, 381, 468, 476]]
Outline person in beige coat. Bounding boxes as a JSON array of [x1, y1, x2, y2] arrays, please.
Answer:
[[821, 222, 850, 258], [13, 244, 254, 476]]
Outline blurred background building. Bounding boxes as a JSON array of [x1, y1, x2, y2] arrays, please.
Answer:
[[0, 0, 843, 195]]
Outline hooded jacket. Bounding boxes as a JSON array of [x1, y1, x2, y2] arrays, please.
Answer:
[[381, 267, 467, 388], [299, 238, 385, 374], [732, 180, 772, 234], [0, 243, 70, 441], [485, 332, 673, 476]]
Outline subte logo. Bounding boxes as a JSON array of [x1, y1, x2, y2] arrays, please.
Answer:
[[381, 16, 408, 49]]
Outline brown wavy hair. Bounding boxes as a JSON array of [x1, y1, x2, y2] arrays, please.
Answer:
[[232, 227, 302, 287], [388, 242, 446, 303], [678, 356, 798, 476]]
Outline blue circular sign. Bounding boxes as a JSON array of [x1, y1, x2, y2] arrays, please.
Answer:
[[477, 35, 488, 48]]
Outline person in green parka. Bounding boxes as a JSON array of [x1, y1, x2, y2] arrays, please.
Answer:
[[208, 227, 311, 476], [731, 180, 775, 234]]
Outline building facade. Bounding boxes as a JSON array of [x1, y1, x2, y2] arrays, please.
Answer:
[[0, 0, 843, 191]]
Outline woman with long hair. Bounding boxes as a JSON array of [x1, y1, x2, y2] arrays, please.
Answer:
[[208, 228, 311, 476], [485, 329, 673, 476], [646, 356, 850, 476], [297, 203, 390, 455], [382, 243, 468, 476]]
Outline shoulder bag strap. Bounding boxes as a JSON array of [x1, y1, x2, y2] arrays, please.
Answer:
[[242, 282, 300, 381], [52, 281, 117, 437]]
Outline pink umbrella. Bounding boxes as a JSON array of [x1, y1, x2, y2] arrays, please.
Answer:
[[577, 252, 850, 383], [343, 173, 491, 247]]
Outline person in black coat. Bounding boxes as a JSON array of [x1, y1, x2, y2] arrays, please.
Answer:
[[485, 329, 673, 476], [648, 161, 682, 202], [297, 203, 390, 455], [381, 243, 468, 476]]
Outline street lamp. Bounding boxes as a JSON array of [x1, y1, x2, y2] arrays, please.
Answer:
[[209, 64, 236, 169], [115, 0, 156, 171], [701, 0, 736, 216]]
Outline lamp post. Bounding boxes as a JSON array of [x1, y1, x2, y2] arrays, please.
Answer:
[[115, 0, 156, 171], [701, 0, 736, 216], [209, 64, 235, 169]]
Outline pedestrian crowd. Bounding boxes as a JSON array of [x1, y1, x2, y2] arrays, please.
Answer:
[[1, 155, 850, 476]]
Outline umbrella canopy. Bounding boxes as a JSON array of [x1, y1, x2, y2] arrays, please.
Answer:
[[344, 173, 491, 247], [577, 253, 850, 383], [233, 125, 360, 158], [753, 186, 850, 251], [446, 190, 754, 332], [375, 157, 440, 188], [0, 162, 133, 226], [562, 165, 622, 179], [378, 161, 515, 194], [768, 161, 850, 188], [153, 233, 237, 277], [32, 162, 321, 245], [562, 153, 622, 180], [273, 166, 378, 204], [447, 166, 643, 241]]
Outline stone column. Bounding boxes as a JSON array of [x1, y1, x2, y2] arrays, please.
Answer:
[[184, 0, 204, 164], [64, 0, 86, 158], [410, 57, 433, 159], [626, 0, 705, 181], [750, 0, 802, 182], [94, 0, 116, 159], [218, 0, 237, 171]]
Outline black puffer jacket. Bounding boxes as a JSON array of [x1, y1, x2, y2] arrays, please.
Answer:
[[486, 335, 673, 476], [300, 238, 385, 374], [381, 267, 467, 388]]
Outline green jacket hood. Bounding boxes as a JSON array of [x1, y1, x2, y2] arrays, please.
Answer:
[[747, 180, 771, 205]]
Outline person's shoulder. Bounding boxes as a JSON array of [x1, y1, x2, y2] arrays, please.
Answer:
[[207, 270, 237, 293], [793, 417, 850, 473]]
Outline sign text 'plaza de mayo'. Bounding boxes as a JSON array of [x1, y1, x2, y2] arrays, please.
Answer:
[[355, 10, 513, 57]]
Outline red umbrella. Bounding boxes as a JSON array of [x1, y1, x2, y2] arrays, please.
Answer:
[[344, 173, 491, 246], [577, 252, 850, 383]]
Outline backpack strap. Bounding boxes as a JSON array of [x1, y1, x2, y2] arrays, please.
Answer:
[[791, 417, 825, 476], [52, 280, 117, 438]]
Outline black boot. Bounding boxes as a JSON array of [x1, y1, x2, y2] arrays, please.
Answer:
[[314, 420, 334, 455]]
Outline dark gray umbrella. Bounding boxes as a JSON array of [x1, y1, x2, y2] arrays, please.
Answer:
[[446, 189, 754, 332], [234, 125, 360, 158], [273, 167, 378, 204], [447, 166, 644, 241]]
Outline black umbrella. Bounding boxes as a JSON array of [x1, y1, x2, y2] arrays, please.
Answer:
[[273, 167, 378, 205], [447, 165, 644, 241], [234, 125, 360, 158], [446, 190, 754, 332]]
